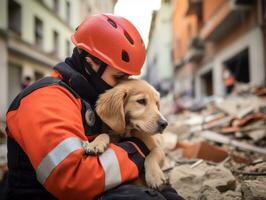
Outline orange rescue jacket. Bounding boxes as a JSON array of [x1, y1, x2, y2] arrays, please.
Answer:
[[6, 72, 146, 200]]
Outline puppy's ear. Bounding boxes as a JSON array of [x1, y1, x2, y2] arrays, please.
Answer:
[[96, 86, 127, 134]]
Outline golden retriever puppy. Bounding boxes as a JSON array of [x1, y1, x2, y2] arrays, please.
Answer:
[[82, 79, 168, 188]]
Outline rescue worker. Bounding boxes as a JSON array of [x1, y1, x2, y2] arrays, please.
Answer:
[[223, 66, 235, 94], [21, 76, 32, 90], [5, 14, 183, 200]]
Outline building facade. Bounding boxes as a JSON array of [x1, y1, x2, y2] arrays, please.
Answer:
[[144, 0, 174, 96], [172, 0, 266, 98], [0, 0, 117, 126], [80, 0, 117, 20]]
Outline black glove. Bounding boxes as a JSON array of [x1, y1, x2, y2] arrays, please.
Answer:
[[160, 184, 185, 200], [117, 137, 150, 173]]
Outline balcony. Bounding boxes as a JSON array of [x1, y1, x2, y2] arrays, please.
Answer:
[[200, 0, 253, 41], [185, 37, 205, 63], [7, 32, 60, 67]]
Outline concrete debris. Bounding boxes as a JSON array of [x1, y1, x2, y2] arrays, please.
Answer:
[[222, 190, 242, 200], [242, 161, 266, 173], [176, 140, 247, 163], [169, 164, 206, 200], [200, 131, 266, 155], [162, 131, 178, 151], [246, 129, 266, 142], [241, 179, 266, 200], [163, 85, 266, 199], [215, 97, 266, 118], [203, 166, 236, 192], [169, 163, 236, 200], [198, 185, 223, 200]]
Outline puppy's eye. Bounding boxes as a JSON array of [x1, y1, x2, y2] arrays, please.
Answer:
[[137, 99, 146, 105]]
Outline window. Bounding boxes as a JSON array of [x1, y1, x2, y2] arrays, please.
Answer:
[[66, 1, 70, 23], [88, 5, 92, 14], [201, 70, 213, 96], [34, 71, 44, 81], [8, 0, 22, 35], [66, 40, 70, 57], [8, 63, 22, 103], [223, 48, 250, 83], [34, 17, 43, 48], [53, 0, 59, 13], [261, 0, 266, 24], [53, 30, 59, 55]]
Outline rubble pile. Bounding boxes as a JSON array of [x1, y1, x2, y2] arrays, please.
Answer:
[[169, 163, 241, 200], [162, 84, 266, 199]]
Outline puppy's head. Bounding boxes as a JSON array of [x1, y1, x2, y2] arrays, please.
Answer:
[[96, 79, 168, 135]]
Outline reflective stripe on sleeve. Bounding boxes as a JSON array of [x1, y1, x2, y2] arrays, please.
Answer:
[[36, 137, 83, 184], [99, 148, 122, 191]]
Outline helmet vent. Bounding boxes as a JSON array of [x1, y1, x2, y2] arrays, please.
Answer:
[[122, 50, 129, 62], [107, 18, 117, 28], [124, 31, 134, 45]]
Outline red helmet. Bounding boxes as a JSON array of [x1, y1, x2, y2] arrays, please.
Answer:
[[71, 14, 146, 75]]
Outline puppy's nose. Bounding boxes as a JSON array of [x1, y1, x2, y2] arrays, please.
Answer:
[[157, 119, 168, 132]]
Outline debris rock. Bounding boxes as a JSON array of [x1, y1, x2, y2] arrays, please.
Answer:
[[170, 164, 205, 200], [222, 190, 242, 200], [241, 179, 266, 200], [198, 185, 223, 200], [203, 166, 236, 192], [169, 164, 236, 199], [246, 129, 266, 142], [163, 85, 266, 200]]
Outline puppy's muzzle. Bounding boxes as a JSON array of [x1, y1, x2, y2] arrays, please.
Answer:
[[157, 118, 168, 133]]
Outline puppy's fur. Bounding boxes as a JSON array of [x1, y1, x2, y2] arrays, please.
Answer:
[[82, 79, 167, 188]]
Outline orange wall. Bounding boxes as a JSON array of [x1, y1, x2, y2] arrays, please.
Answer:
[[172, 0, 199, 63], [172, 0, 258, 64], [209, 4, 258, 55], [202, 0, 228, 22], [172, 0, 265, 88]]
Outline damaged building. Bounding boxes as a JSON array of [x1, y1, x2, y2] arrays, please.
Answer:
[[172, 0, 266, 98]]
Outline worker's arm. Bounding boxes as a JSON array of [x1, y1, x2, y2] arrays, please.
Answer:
[[6, 85, 148, 200]]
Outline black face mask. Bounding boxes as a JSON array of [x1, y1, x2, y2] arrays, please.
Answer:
[[57, 47, 113, 109], [64, 47, 113, 96], [83, 60, 113, 95]]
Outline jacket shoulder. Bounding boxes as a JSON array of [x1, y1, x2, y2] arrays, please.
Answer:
[[8, 77, 79, 112]]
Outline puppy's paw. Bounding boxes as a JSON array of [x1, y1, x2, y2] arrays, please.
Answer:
[[82, 134, 110, 155], [145, 167, 166, 189], [82, 140, 108, 155]]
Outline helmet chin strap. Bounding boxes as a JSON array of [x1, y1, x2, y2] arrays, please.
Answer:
[[80, 50, 107, 78], [96, 62, 107, 77], [84, 61, 107, 78]]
